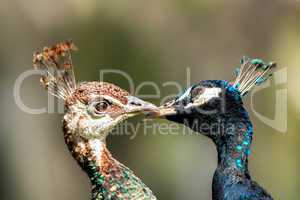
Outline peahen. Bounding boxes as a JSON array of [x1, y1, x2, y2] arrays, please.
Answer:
[[152, 57, 276, 200], [33, 41, 158, 200]]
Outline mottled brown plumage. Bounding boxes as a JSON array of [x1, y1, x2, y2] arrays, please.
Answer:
[[34, 41, 157, 200], [66, 82, 129, 107]]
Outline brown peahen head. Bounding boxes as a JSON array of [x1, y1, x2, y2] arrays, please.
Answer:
[[33, 41, 157, 200], [63, 81, 157, 139], [33, 41, 157, 141]]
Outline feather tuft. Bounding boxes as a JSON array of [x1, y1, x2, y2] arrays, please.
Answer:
[[233, 56, 276, 96], [33, 41, 77, 100]]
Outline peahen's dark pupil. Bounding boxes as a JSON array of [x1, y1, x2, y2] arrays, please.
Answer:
[[94, 100, 110, 113]]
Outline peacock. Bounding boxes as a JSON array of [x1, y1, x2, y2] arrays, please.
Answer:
[[152, 57, 276, 200], [33, 41, 158, 200]]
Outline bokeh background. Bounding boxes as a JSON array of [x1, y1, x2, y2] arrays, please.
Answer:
[[0, 0, 299, 199]]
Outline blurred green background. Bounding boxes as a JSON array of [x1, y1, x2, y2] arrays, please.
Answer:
[[0, 0, 299, 199]]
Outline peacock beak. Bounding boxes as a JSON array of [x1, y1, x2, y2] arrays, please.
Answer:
[[125, 96, 159, 116], [149, 87, 222, 118]]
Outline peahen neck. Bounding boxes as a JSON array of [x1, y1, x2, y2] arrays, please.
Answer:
[[63, 121, 156, 200], [63, 131, 109, 199]]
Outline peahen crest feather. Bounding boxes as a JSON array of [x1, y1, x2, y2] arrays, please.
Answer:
[[33, 41, 77, 100]]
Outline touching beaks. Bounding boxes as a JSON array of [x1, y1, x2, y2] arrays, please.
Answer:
[[125, 96, 159, 116], [148, 87, 222, 118], [148, 105, 177, 118], [146, 98, 178, 118]]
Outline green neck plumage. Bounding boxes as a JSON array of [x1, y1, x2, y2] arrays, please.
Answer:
[[83, 159, 106, 200], [63, 128, 156, 200]]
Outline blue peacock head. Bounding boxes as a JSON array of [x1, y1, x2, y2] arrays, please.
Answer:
[[152, 57, 276, 138]]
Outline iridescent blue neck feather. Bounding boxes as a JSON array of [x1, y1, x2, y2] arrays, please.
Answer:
[[165, 78, 273, 200]]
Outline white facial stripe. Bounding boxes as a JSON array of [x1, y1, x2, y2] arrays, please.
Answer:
[[185, 87, 221, 109], [202, 87, 221, 99]]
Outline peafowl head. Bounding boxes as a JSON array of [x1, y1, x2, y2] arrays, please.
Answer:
[[153, 57, 276, 139], [63, 82, 158, 140], [33, 41, 157, 141]]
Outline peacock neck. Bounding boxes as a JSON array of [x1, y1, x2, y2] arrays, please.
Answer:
[[213, 118, 253, 176]]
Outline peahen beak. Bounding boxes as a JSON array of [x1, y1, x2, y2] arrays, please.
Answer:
[[124, 96, 159, 116]]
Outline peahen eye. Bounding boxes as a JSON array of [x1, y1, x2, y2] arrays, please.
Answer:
[[94, 100, 111, 114]]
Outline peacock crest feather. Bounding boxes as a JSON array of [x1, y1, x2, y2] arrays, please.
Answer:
[[153, 56, 277, 200], [233, 56, 276, 96]]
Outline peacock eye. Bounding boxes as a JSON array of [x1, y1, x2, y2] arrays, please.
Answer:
[[191, 86, 205, 98], [94, 100, 111, 114]]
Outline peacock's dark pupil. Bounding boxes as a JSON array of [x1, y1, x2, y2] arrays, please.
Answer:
[[191, 86, 204, 98]]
